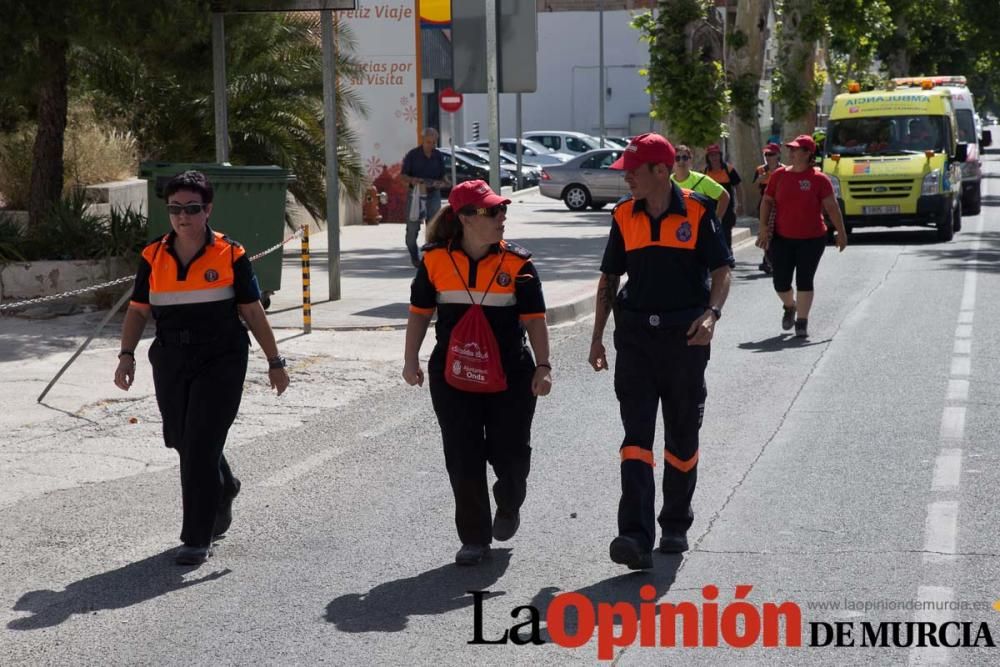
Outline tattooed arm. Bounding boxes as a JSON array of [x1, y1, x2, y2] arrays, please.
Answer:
[[588, 272, 620, 371]]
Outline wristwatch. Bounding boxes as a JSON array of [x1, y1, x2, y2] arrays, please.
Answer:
[[268, 355, 287, 369], [708, 306, 722, 321]]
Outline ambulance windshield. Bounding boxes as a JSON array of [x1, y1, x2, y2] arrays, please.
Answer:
[[827, 115, 948, 156]]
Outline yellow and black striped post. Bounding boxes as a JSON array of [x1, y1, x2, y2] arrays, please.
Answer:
[[301, 225, 312, 334]]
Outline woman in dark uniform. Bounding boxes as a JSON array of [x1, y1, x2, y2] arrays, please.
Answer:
[[114, 170, 290, 566], [704, 144, 742, 251], [403, 180, 552, 566]]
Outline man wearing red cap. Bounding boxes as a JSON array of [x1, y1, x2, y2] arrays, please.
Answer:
[[757, 135, 847, 338], [589, 133, 732, 569], [752, 143, 785, 274]]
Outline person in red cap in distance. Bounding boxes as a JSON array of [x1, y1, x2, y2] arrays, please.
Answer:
[[403, 180, 552, 566], [704, 143, 742, 251], [589, 133, 732, 570], [752, 143, 785, 274], [756, 135, 847, 339]]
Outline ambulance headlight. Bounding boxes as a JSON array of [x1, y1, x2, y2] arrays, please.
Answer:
[[829, 175, 841, 199], [921, 170, 941, 196]]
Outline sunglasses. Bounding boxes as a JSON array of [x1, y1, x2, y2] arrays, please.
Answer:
[[464, 204, 507, 218], [676, 155, 692, 162], [764, 152, 778, 157], [166, 203, 208, 216]]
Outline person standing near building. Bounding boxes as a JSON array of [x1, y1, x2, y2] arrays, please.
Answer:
[[752, 143, 784, 274], [114, 170, 290, 566], [670, 144, 730, 221], [756, 135, 848, 338], [589, 133, 732, 570], [403, 180, 552, 566], [401, 128, 450, 268], [704, 144, 742, 251]]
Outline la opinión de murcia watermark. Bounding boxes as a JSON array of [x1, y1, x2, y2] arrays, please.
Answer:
[[807, 598, 994, 612], [468, 585, 999, 660]]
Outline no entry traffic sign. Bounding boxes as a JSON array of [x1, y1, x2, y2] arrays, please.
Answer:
[[439, 87, 463, 113]]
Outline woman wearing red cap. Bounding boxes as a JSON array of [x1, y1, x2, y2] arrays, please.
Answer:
[[403, 180, 552, 565], [704, 144, 742, 250], [756, 135, 848, 338]]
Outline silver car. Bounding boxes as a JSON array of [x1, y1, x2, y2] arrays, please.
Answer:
[[539, 148, 626, 211]]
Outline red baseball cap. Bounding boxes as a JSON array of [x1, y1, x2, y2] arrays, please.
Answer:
[[448, 180, 511, 211], [785, 134, 817, 153], [763, 142, 781, 155], [706, 143, 722, 155], [610, 133, 676, 170]]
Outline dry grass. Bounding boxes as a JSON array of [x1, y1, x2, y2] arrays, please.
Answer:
[[0, 103, 138, 210]]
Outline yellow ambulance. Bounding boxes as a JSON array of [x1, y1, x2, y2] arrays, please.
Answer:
[[822, 83, 968, 241]]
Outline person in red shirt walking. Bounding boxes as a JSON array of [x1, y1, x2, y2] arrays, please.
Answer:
[[756, 135, 847, 338]]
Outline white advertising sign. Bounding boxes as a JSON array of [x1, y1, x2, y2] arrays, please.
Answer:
[[340, 1, 420, 223]]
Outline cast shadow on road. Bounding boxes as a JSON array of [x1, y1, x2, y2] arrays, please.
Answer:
[[738, 335, 832, 353], [7, 549, 231, 630], [324, 548, 513, 632], [914, 228, 1000, 275], [522, 553, 684, 643]]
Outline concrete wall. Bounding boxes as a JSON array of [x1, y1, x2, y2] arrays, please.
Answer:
[[457, 10, 651, 140]]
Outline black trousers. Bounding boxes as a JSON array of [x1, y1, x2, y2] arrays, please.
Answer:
[[149, 335, 248, 547], [429, 350, 537, 546], [614, 320, 709, 552], [770, 234, 826, 292]]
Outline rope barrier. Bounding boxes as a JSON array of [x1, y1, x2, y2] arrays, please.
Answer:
[[1, 228, 304, 314]]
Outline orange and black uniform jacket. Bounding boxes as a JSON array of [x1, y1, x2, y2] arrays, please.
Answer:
[[753, 163, 783, 194], [130, 227, 261, 338], [410, 240, 545, 371], [600, 184, 732, 325], [704, 161, 742, 191]]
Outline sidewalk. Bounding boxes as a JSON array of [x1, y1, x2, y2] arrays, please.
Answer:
[[266, 188, 753, 330]]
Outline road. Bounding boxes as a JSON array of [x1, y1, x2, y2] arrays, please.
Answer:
[[3, 143, 1000, 665]]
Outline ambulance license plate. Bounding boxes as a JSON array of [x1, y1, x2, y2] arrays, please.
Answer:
[[863, 205, 900, 215]]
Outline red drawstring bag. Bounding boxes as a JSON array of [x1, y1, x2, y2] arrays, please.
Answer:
[[444, 250, 508, 393]]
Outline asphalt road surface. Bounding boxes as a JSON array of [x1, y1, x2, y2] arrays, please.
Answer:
[[3, 145, 1000, 665]]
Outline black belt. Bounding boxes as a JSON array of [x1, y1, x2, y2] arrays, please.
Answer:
[[156, 329, 241, 346], [618, 308, 699, 330]]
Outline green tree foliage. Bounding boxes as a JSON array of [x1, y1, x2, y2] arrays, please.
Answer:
[[632, 0, 729, 146], [821, 0, 893, 92], [0, 1, 366, 226]]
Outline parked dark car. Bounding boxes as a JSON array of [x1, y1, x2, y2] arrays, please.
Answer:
[[438, 148, 514, 194]]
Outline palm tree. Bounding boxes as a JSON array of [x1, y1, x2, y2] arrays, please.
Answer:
[[78, 8, 367, 221]]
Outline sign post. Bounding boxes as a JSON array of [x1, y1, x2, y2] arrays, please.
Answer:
[[439, 87, 463, 190]]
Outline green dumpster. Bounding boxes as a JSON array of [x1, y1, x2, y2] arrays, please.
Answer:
[[139, 162, 293, 305]]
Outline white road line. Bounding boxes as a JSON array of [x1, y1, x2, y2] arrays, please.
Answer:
[[939, 406, 965, 442], [960, 271, 977, 311], [908, 586, 955, 665], [952, 339, 971, 355], [954, 324, 973, 339], [923, 501, 958, 562], [260, 446, 344, 487], [949, 356, 970, 377], [957, 310, 974, 324], [945, 379, 969, 402], [931, 450, 962, 491]]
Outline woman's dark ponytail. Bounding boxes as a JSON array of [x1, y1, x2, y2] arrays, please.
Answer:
[[425, 203, 463, 244]]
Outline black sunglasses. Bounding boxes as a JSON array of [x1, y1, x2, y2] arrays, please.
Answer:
[[463, 204, 507, 218], [166, 203, 207, 216], [676, 155, 692, 162]]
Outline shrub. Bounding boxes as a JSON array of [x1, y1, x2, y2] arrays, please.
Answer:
[[0, 103, 138, 210], [7, 190, 148, 262], [0, 129, 35, 210], [0, 213, 25, 263]]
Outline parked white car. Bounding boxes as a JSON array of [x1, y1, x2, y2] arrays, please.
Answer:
[[522, 131, 602, 155]]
